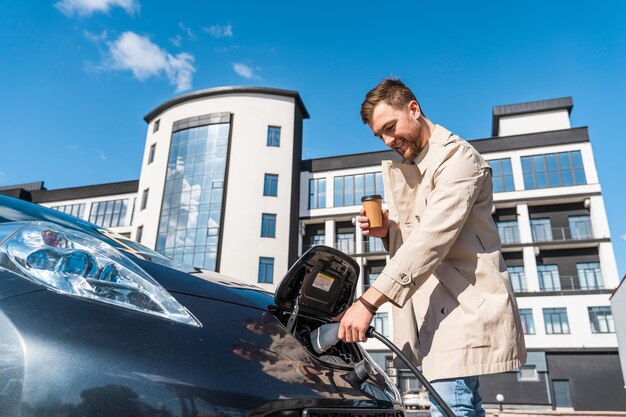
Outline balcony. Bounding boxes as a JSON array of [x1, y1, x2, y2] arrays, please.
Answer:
[[335, 238, 356, 254], [498, 225, 520, 245], [537, 274, 605, 292], [531, 224, 594, 243], [363, 238, 385, 254]]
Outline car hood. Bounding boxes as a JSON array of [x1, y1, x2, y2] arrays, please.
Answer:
[[131, 255, 275, 311], [0, 195, 274, 311]]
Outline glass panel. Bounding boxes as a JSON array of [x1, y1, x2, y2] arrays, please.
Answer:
[[497, 221, 519, 244], [519, 309, 534, 334], [375, 173, 384, 197], [577, 262, 603, 289], [156, 122, 230, 270], [334, 177, 343, 207], [309, 178, 316, 209], [364, 173, 375, 196], [354, 174, 364, 204], [538, 265, 560, 291], [344, 176, 354, 206], [543, 308, 569, 334], [318, 178, 326, 208], [531, 218, 553, 242], [508, 266, 526, 292]]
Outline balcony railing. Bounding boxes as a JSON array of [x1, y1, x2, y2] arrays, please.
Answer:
[[498, 226, 520, 244], [363, 238, 385, 254], [335, 238, 356, 254], [537, 274, 605, 292], [302, 239, 385, 256], [531, 225, 594, 242]]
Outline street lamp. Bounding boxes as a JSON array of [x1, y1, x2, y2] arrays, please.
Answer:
[[496, 394, 504, 412]]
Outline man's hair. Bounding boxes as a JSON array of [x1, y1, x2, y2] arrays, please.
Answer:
[[360, 78, 421, 125]]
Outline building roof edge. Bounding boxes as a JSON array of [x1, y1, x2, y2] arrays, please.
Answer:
[[144, 86, 310, 122]]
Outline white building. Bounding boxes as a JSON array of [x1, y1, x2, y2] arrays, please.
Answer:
[[3, 91, 623, 411]]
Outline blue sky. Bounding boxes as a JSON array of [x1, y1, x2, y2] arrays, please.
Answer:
[[1, 0, 625, 274]]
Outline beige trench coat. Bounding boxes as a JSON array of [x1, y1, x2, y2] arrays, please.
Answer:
[[371, 125, 527, 381]]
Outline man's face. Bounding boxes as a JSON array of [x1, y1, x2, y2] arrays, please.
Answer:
[[369, 101, 422, 159]]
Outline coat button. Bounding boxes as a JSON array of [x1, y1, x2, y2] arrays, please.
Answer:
[[398, 272, 410, 284], [441, 307, 448, 314]]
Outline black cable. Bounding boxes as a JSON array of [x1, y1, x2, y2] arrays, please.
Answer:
[[366, 326, 457, 417]]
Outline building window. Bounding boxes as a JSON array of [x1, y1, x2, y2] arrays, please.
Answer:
[[336, 232, 355, 253], [531, 218, 553, 242], [543, 307, 570, 334], [51, 203, 86, 219], [264, 174, 279, 197], [153, 119, 160, 133], [334, 172, 384, 207], [518, 365, 539, 381], [364, 236, 385, 253], [538, 265, 561, 292], [140, 188, 149, 210], [569, 215, 593, 239], [519, 308, 535, 334], [364, 260, 385, 290], [508, 266, 527, 292], [521, 150, 586, 189], [156, 122, 230, 271], [148, 143, 156, 164], [89, 199, 128, 228], [258, 257, 274, 283], [261, 213, 277, 238], [307, 234, 325, 247], [303, 223, 325, 252], [588, 306, 615, 333], [577, 262, 604, 290], [373, 312, 390, 337], [488, 158, 514, 192], [267, 126, 281, 147], [136, 225, 143, 243], [497, 220, 520, 244], [309, 178, 327, 209]]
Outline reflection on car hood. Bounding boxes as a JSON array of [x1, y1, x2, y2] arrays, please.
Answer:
[[0, 195, 274, 311], [133, 256, 274, 311]]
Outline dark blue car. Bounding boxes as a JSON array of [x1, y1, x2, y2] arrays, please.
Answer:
[[0, 195, 402, 417]]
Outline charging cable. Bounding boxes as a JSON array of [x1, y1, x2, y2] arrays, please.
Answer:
[[309, 323, 456, 417], [366, 326, 456, 417]]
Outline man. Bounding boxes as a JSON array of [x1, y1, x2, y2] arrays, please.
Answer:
[[338, 79, 526, 417]]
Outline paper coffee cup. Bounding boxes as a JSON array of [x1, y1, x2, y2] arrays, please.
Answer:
[[361, 195, 383, 229]]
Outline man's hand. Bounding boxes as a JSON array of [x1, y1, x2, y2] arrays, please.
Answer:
[[338, 301, 374, 343], [358, 208, 390, 238]]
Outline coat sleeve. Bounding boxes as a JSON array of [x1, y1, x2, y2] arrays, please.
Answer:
[[372, 143, 489, 307]]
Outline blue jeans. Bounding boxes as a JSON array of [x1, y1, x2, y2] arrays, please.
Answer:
[[429, 376, 485, 417]]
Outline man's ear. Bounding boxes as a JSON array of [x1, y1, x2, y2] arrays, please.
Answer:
[[409, 100, 421, 119]]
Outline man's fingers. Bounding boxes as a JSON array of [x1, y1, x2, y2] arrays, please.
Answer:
[[359, 328, 367, 343]]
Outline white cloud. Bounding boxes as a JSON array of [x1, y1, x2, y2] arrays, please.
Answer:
[[233, 63, 253, 79], [204, 24, 233, 38], [170, 35, 182, 48], [179, 22, 196, 40], [55, 0, 140, 16], [106, 32, 196, 92], [84, 29, 108, 43]]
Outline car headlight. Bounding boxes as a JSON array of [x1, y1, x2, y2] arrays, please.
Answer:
[[0, 222, 200, 327]]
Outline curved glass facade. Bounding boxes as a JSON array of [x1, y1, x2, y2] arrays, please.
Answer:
[[156, 119, 230, 270]]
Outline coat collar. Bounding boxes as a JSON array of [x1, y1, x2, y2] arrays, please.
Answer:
[[413, 125, 454, 175]]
